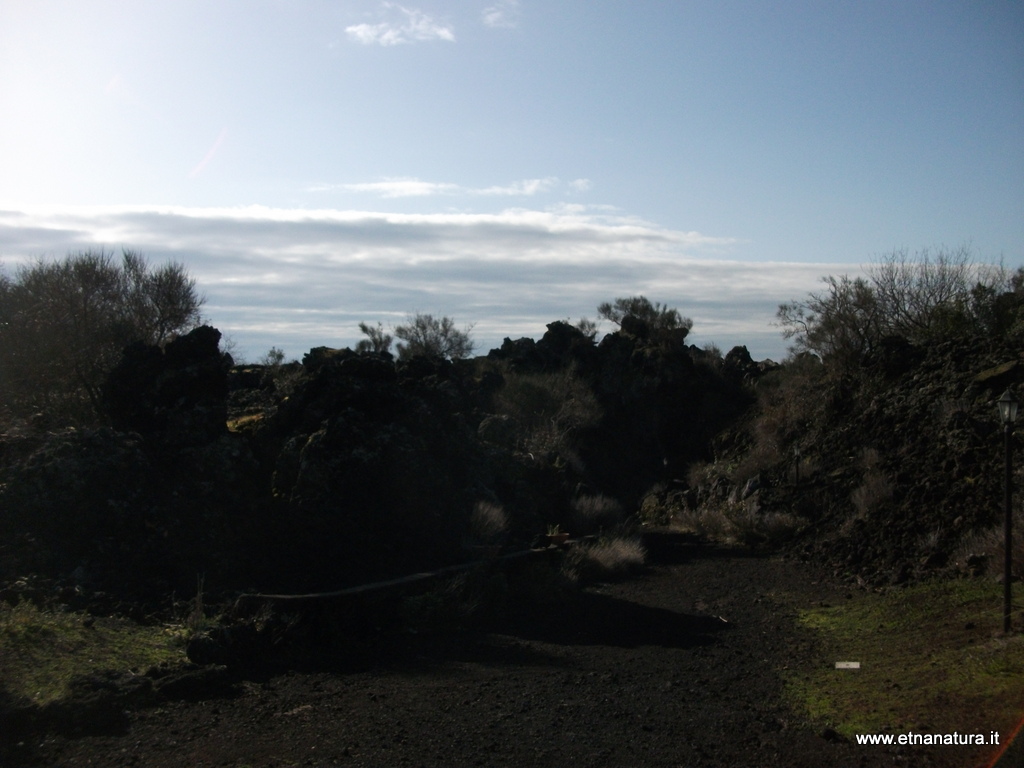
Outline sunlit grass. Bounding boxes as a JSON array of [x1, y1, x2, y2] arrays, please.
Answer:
[[785, 579, 1024, 748], [0, 601, 188, 706], [226, 411, 264, 433]]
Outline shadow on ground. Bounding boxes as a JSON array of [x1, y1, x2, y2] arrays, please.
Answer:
[[227, 533, 760, 671], [478, 588, 729, 649], [641, 528, 769, 567]]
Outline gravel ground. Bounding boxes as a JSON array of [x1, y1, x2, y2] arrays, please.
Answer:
[[8, 533, 995, 767]]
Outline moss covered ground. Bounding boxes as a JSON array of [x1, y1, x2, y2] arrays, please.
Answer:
[[0, 600, 187, 706], [785, 578, 1024, 747]]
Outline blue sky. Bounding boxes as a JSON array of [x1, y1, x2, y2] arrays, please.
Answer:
[[1, 1, 1021, 361]]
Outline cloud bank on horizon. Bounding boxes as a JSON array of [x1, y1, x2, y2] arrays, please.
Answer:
[[0, 203, 841, 363], [310, 176, 573, 199]]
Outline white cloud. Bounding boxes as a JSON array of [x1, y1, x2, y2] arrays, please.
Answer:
[[476, 177, 558, 196], [312, 176, 561, 198], [318, 178, 462, 198], [0, 204, 845, 363], [346, 4, 455, 46], [482, 0, 521, 29], [569, 178, 592, 193]]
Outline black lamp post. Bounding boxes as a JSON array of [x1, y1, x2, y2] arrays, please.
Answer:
[[998, 389, 1018, 634]]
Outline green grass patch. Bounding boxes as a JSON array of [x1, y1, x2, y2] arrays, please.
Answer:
[[785, 578, 1024, 742], [0, 601, 188, 706]]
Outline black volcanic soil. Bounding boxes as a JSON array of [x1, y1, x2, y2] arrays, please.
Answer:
[[5, 534, 991, 768]]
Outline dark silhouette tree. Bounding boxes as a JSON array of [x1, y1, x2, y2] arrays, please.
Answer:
[[777, 246, 1017, 366], [393, 313, 474, 360], [0, 249, 204, 423], [597, 296, 692, 340], [356, 321, 394, 355]]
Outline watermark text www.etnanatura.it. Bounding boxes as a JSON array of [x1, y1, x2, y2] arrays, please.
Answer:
[[855, 731, 999, 746]]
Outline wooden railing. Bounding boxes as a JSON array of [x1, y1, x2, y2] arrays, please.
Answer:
[[231, 546, 554, 614]]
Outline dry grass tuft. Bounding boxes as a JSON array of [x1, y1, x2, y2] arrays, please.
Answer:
[[570, 494, 625, 536], [954, 505, 1024, 579], [678, 501, 803, 547], [563, 536, 646, 584], [470, 500, 509, 545]]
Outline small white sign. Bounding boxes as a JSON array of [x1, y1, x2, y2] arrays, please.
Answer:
[[835, 661, 861, 669]]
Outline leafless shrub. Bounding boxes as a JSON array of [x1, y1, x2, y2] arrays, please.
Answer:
[[184, 574, 219, 636], [259, 346, 287, 367], [860, 447, 881, 471]]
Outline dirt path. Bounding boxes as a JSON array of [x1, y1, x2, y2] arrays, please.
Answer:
[[11, 534, 978, 767]]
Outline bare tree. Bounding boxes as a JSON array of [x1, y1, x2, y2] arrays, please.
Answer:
[[777, 245, 1012, 365], [393, 313, 474, 360], [260, 346, 287, 367], [868, 245, 997, 337], [777, 275, 882, 364], [0, 249, 204, 423], [356, 321, 394, 355], [573, 317, 600, 340], [597, 295, 693, 347], [597, 296, 692, 336]]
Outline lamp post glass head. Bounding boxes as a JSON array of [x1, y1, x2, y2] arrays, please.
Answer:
[[999, 389, 1019, 426]]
